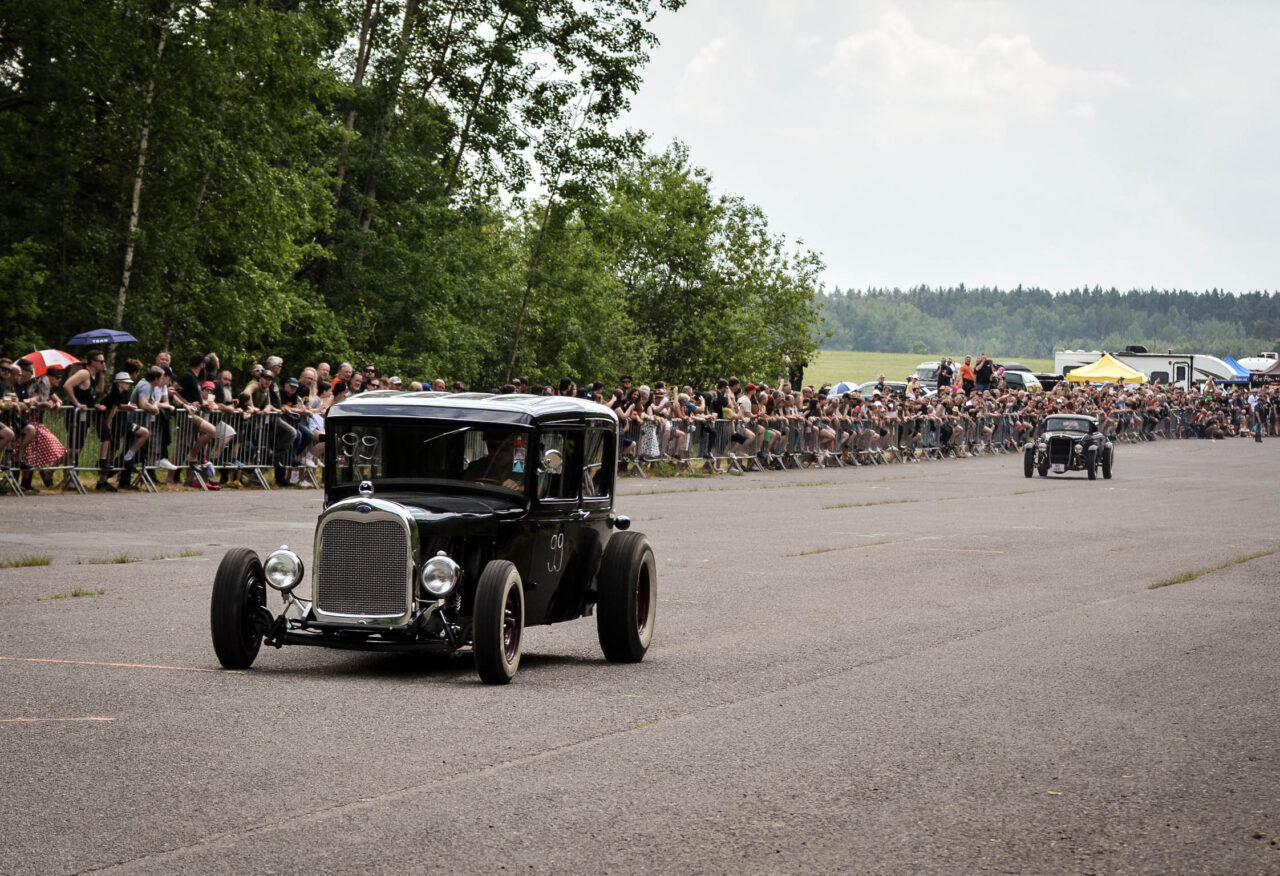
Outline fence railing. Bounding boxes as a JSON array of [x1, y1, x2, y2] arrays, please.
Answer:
[[1, 403, 1262, 495], [1, 407, 319, 496]]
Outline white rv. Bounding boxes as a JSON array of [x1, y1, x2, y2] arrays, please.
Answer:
[[1053, 347, 1236, 389]]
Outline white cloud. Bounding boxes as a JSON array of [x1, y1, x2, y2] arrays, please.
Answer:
[[675, 37, 732, 123], [818, 10, 1123, 119]]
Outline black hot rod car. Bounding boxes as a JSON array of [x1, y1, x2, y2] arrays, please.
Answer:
[[1023, 413, 1113, 480], [210, 393, 655, 684]]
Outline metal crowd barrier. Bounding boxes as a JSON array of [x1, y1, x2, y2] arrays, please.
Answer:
[[0, 405, 322, 496]]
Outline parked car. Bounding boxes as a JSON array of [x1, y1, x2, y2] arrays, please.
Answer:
[[858, 380, 909, 397], [1002, 371, 1043, 391], [1023, 414, 1113, 480], [210, 393, 656, 684], [913, 362, 939, 390]]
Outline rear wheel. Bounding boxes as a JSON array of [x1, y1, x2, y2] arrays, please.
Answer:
[[1102, 446, 1113, 478], [473, 560, 524, 685], [1023, 447, 1034, 478], [596, 531, 657, 663], [211, 549, 266, 669]]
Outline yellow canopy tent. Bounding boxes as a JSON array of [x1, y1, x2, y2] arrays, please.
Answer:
[[1063, 353, 1147, 384]]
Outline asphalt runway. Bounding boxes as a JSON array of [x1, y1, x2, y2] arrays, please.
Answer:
[[2, 438, 1278, 874]]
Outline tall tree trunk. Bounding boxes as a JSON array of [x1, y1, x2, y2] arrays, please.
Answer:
[[507, 196, 557, 382], [442, 9, 510, 200], [111, 9, 173, 369], [353, 0, 419, 262], [333, 0, 382, 204]]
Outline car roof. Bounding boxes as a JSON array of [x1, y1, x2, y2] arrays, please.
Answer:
[[327, 392, 618, 427], [1044, 413, 1098, 424]]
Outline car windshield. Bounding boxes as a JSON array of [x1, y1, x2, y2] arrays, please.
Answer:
[[330, 421, 530, 496], [1045, 417, 1090, 433]]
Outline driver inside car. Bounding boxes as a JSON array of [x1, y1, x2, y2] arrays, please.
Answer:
[[467, 435, 523, 490]]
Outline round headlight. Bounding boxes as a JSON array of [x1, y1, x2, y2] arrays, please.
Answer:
[[1074, 443, 1084, 453], [421, 552, 461, 598], [263, 548, 304, 592]]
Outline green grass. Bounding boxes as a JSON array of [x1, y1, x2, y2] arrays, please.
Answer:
[[52, 587, 106, 599], [151, 549, 205, 560], [0, 554, 54, 569], [806, 351, 1055, 389], [85, 553, 142, 565], [1148, 549, 1278, 589]]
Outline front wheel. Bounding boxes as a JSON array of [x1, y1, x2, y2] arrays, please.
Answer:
[[1087, 449, 1098, 480], [473, 560, 524, 685], [1102, 446, 1113, 479], [596, 531, 657, 663], [1023, 448, 1034, 478], [1037, 459, 1049, 477], [211, 548, 266, 669]]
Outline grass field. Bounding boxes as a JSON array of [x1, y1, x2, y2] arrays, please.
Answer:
[[805, 350, 1054, 388]]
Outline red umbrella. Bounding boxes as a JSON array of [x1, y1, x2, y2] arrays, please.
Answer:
[[22, 349, 81, 377]]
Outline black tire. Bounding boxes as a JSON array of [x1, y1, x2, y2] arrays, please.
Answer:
[[1102, 446, 1113, 479], [1087, 449, 1098, 480], [1037, 459, 1049, 477], [1023, 448, 1034, 478], [211, 548, 266, 669], [596, 531, 657, 663], [473, 560, 524, 685]]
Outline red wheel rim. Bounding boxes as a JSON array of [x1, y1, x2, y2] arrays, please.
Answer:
[[635, 567, 651, 635], [502, 586, 521, 663]]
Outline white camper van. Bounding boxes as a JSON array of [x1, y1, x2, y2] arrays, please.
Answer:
[[1053, 347, 1236, 389]]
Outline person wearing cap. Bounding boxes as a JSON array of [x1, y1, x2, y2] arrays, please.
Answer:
[[388, 376, 402, 389], [98, 371, 151, 490], [279, 375, 314, 486]]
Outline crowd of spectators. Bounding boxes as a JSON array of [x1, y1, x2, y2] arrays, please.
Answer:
[[590, 371, 1278, 473], [2, 348, 1276, 493]]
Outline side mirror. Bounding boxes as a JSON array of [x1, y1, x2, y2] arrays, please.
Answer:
[[540, 448, 563, 475]]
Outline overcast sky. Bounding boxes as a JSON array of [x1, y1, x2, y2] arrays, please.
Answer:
[[619, 0, 1279, 294]]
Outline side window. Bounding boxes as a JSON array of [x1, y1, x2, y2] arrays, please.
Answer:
[[582, 426, 614, 500], [537, 429, 580, 502]]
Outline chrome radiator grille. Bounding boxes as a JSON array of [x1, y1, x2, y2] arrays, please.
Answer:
[[316, 518, 409, 616]]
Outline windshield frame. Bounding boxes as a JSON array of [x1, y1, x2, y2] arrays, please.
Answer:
[[326, 417, 535, 499]]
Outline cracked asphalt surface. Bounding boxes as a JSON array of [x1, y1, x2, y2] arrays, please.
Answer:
[[2, 437, 1278, 874]]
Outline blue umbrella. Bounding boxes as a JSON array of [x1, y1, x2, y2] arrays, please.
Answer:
[[66, 328, 138, 346]]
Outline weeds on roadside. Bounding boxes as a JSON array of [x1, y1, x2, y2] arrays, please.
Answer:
[[52, 587, 106, 600], [84, 553, 142, 565], [1149, 549, 1278, 589], [0, 554, 54, 568], [151, 549, 205, 560]]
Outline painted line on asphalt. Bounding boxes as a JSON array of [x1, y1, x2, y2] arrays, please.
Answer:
[[0, 716, 114, 723], [0, 656, 242, 674], [920, 547, 1005, 554]]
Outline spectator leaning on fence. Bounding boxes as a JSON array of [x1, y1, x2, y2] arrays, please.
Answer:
[[0, 361, 18, 465], [171, 353, 218, 485], [279, 376, 314, 486], [13, 358, 66, 491], [99, 371, 150, 491]]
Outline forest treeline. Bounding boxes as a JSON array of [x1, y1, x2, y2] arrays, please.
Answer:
[[818, 286, 1280, 360], [1, 1, 822, 388]]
